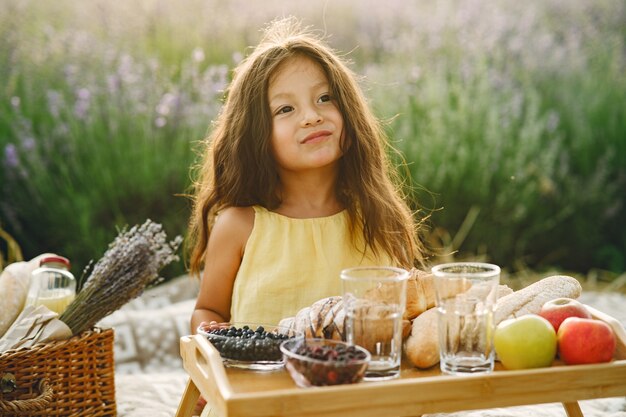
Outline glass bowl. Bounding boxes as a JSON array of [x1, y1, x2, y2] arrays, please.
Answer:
[[280, 338, 371, 387], [197, 322, 301, 371]]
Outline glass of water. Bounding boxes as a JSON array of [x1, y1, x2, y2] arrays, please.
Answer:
[[341, 266, 409, 381], [432, 262, 500, 375]]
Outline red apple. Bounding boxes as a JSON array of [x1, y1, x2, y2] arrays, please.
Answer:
[[557, 317, 616, 365], [539, 298, 592, 332]]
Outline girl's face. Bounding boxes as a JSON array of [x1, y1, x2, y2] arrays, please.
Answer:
[[268, 55, 344, 175]]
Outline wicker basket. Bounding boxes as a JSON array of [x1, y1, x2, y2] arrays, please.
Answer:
[[0, 327, 116, 416]]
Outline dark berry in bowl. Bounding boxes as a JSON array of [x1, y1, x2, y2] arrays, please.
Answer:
[[280, 338, 370, 387], [197, 322, 301, 370]]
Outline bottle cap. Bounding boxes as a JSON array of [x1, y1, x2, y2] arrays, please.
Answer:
[[39, 255, 71, 269]]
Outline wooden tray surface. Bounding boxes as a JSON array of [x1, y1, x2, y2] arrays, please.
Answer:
[[180, 305, 626, 417]]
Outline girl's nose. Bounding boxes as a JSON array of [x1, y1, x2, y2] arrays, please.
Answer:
[[301, 109, 323, 127]]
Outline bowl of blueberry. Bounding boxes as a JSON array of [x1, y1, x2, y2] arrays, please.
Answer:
[[197, 322, 300, 370], [280, 338, 370, 387]]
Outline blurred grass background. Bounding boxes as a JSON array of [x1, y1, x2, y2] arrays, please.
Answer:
[[1, 0, 624, 288]]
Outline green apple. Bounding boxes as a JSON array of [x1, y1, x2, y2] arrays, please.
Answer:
[[494, 314, 557, 370]]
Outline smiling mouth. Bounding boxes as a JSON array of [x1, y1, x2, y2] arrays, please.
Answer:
[[302, 130, 332, 144]]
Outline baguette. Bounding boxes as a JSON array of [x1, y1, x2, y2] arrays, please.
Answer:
[[0, 254, 57, 338], [0, 262, 31, 338], [405, 275, 582, 369], [494, 275, 582, 323]]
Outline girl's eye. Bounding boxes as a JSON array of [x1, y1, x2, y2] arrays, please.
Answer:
[[276, 105, 294, 115], [318, 94, 332, 103]]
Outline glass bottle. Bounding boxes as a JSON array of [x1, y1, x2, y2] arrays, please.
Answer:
[[26, 255, 76, 315]]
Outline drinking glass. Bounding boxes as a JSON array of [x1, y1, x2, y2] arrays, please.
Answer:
[[341, 266, 408, 381], [432, 262, 500, 375]]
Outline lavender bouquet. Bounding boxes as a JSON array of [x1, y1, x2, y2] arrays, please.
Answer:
[[59, 219, 183, 335]]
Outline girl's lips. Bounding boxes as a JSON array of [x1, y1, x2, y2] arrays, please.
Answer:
[[302, 130, 332, 144]]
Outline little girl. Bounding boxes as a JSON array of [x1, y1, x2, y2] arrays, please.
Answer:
[[188, 16, 425, 344]]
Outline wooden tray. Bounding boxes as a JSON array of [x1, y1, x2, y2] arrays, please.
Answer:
[[176, 305, 626, 417]]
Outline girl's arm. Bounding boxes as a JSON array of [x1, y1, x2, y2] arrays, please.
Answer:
[[190, 206, 254, 333]]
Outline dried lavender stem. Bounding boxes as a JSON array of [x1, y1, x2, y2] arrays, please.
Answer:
[[59, 219, 182, 335]]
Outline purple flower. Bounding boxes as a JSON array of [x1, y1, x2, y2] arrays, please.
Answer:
[[21, 136, 35, 150], [118, 54, 138, 84], [74, 101, 89, 119], [74, 87, 91, 119], [2, 143, 27, 179], [107, 74, 120, 95], [4, 144, 18, 168], [156, 92, 177, 116], [155, 116, 167, 128], [76, 88, 91, 101], [47, 90, 63, 119], [64, 64, 78, 87]]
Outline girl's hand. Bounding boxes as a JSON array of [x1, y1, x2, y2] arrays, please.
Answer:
[[197, 320, 229, 333], [194, 395, 207, 414]]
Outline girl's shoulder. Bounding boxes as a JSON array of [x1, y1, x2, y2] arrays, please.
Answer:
[[212, 206, 255, 247], [215, 206, 255, 230]]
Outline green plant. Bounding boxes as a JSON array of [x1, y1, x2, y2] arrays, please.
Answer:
[[0, 11, 221, 276], [372, 1, 626, 272], [1, 0, 624, 277]]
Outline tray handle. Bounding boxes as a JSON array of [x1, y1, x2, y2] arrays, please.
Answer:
[[584, 304, 626, 360], [0, 378, 53, 414], [180, 334, 233, 414]]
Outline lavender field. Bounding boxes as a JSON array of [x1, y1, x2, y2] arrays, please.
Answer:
[[1, 0, 624, 280]]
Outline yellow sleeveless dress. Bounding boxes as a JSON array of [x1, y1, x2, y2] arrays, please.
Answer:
[[230, 205, 393, 324], [201, 205, 392, 417]]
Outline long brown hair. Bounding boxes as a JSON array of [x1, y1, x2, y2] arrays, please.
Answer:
[[187, 17, 425, 275]]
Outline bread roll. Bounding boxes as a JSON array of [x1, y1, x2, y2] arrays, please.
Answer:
[[283, 296, 345, 340], [405, 283, 514, 369], [294, 306, 314, 338], [404, 275, 581, 369], [322, 297, 345, 340], [311, 296, 339, 336], [277, 316, 295, 334], [404, 307, 440, 368], [405, 269, 470, 320]]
